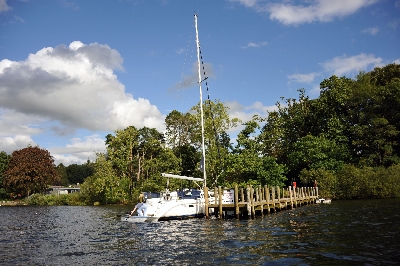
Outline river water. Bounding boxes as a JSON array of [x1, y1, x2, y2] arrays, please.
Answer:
[[1, 198, 399, 265]]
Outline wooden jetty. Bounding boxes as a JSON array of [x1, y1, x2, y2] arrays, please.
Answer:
[[204, 185, 319, 219]]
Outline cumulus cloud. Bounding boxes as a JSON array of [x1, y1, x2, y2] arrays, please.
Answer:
[[361, 27, 379, 35], [0, 135, 36, 155], [49, 134, 106, 165], [231, 0, 378, 26], [0, 41, 165, 133], [0, 0, 11, 13], [225, 100, 276, 133], [287, 53, 384, 94], [288, 72, 320, 84], [321, 53, 383, 76], [0, 41, 166, 164]]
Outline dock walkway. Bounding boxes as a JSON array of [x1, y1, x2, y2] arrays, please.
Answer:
[[204, 185, 318, 219]]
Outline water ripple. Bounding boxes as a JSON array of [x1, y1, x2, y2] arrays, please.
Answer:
[[1, 199, 399, 265]]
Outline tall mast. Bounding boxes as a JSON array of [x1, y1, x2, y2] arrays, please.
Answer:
[[194, 14, 207, 188]]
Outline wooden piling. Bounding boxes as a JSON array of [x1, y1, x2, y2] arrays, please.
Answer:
[[234, 185, 239, 219], [204, 186, 209, 218], [246, 186, 251, 217], [250, 186, 255, 218], [218, 186, 223, 219]]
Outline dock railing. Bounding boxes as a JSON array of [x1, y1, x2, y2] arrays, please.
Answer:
[[205, 185, 318, 219]]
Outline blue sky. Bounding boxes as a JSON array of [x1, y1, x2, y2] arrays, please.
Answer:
[[0, 0, 399, 165]]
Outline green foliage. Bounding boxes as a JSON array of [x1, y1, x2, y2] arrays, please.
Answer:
[[27, 193, 85, 206], [224, 119, 287, 187], [336, 164, 400, 199], [80, 153, 128, 205], [55, 163, 68, 186], [66, 162, 94, 185], [0, 151, 11, 199], [300, 168, 337, 198], [3, 146, 61, 197], [300, 163, 400, 200], [288, 135, 348, 175]]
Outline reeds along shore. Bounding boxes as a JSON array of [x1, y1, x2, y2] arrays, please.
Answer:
[[204, 185, 319, 219]]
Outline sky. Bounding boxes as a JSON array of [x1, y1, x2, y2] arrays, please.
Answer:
[[0, 0, 399, 166]]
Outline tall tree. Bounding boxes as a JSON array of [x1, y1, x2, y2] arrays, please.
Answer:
[[55, 163, 68, 186], [165, 110, 195, 149], [3, 146, 60, 197], [66, 163, 94, 185], [0, 151, 11, 199], [226, 119, 286, 186], [190, 100, 240, 185]]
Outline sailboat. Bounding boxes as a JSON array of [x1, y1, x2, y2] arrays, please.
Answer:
[[122, 15, 213, 223]]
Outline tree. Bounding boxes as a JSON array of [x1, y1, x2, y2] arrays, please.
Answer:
[[0, 151, 11, 199], [165, 110, 195, 149], [190, 100, 240, 185], [55, 163, 68, 186], [80, 153, 129, 204], [66, 162, 94, 185], [225, 119, 287, 187], [3, 146, 60, 197]]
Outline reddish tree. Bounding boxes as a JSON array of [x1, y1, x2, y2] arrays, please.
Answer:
[[3, 146, 61, 197]]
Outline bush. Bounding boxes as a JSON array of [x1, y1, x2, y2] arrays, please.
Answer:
[[27, 193, 86, 206], [299, 168, 337, 198], [334, 163, 400, 199]]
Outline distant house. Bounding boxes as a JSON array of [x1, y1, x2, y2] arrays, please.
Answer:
[[48, 186, 80, 196]]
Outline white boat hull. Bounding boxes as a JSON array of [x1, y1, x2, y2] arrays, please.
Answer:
[[122, 190, 214, 223]]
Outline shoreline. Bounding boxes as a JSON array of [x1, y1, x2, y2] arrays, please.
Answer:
[[0, 200, 28, 206]]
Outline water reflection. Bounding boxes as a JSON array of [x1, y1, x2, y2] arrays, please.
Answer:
[[1, 199, 399, 265]]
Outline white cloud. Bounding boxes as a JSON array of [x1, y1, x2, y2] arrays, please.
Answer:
[[395, 1, 400, 8], [0, 135, 36, 155], [0, 0, 12, 13], [288, 72, 319, 83], [287, 53, 385, 94], [394, 59, 400, 64], [241, 41, 268, 49], [0, 41, 165, 133], [231, 0, 378, 26], [321, 53, 383, 76], [230, 0, 258, 8], [0, 41, 166, 163], [225, 100, 276, 133], [361, 27, 379, 35], [49, 134, 106, 165]]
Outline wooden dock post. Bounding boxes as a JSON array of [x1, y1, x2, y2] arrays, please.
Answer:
[[265, 186, 270, 214], [246, 186, 251, 217], [204, 186, 209, 218], [289, 186, 293, 209], [271, 186, 276, 212], [214, 187, 218, 218], [259, 186, 264, 216], [276, 186, 281, 210], [234, 185, 239, 219], [255, 187, 259, 202], [250, 186, 255, 218], [218, 186, 223, 219]]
